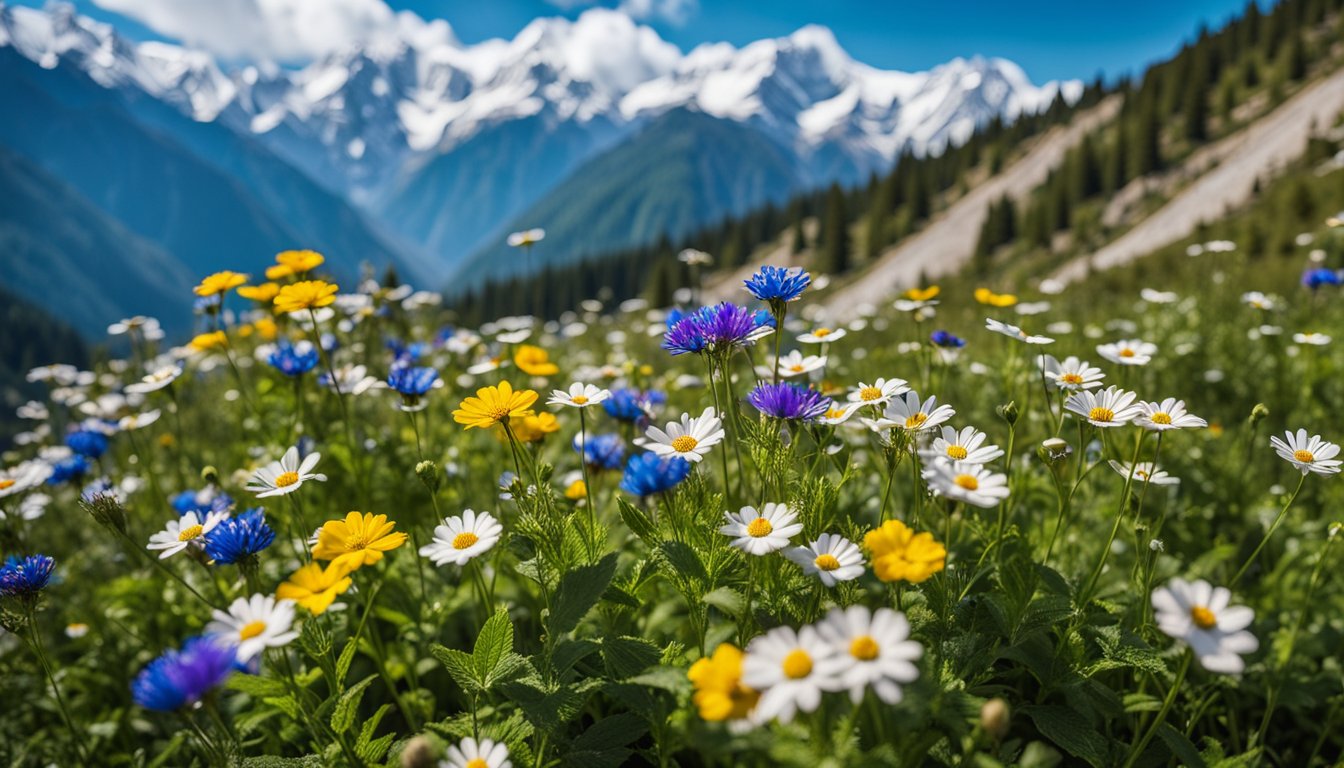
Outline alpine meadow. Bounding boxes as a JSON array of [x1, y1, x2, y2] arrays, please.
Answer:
[[5, 1, 1344, 767]]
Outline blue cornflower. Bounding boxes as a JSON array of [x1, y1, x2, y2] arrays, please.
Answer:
[[80, 477, 121, 505], [0, 554, 56, 599], [662, 303, 771, 356], [747, 382, 832, 422], [203, 509, 275, 564], [131, 636, 237, 711], [434, 326, 456, 346], [267, 341, 319, 377], [574, 433, 626, 471], [386, 338, 430, 364], [930, 330, 966, 348], [47, 455, 90, 485], [172, 488, 233, 517], [744, 265, 811, 304], [386, 363, 439, 412], [619, 453, 692, 497], [1302, 267, 1341, 289], [66, 429, 108, 459], [663, 312, 709, 355], [603, 388, 651, 423]]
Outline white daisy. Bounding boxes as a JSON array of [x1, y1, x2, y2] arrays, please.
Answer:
[[420, 509, 504, 566], [797, 327, 847, 345], [507, 228, 545, 248], [547, 382, 611, 408], [1136, 399, 1207, 431], [720, 503, 803, 556], [206, 594, 299, 663], [1108, 461, 1180, 485], [846, 377, 909, 406], [1269, 429, 1342, 475], [636, 407, 725, 464], [784, 534, 865, 587], [1241, 291, 1277, 310], [443, 737, 512, 768], [1293, 332, 1331, 346], [758, 351, 827, 380], [0, 460, 53, 498], [1038, 355, 1105, 391], [125, 365, 183, 395], [1151, 578, 1258, 674], [1097, 339, 1157, 366], [146, 510, 228, 559], [1064, 386, 1142, 428], [875, 391, 956, 434], [985, 318, 1054, 344], [816, 402, 861, 425], [816, 605, 922, 704], [321, 364, 378, 396], [117, 409, 161, 431], [1140, 288, 1179, 304], [740, 625, 846, 724], [919, 426, 1004, 465], [246, 447, 326, 498], [922, 459, 1010, 508]]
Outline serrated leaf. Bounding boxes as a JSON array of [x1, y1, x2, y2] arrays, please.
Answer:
[[1156, 723, 1207, 767], [617, 497, 659, 543], [656, 540, 708, 584], [701, 586, 745, 618], [431, 644, 483, 694], [1021, 705, 1112, 768], [550, 553, 618, 635], [331, 674, 377, 735], [602, 636, 661, 679], [355, 703, 391, 750], [336, 638, 358, 687], [572, 712, 646, 752], [474, 608, 515, 682], [226, 673, 290, 699], [263, 695, 302, 720], [553, 638, 602, 677]]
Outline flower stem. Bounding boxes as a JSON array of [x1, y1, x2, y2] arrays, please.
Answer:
[[1121, 650, 1191, 768], [24, 614, 90, 764], [1229, 473, 1307, 588]]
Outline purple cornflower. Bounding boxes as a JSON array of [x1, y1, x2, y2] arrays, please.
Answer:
[[747, 382, 831, 422]]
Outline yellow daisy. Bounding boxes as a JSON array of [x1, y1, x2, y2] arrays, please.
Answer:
[[688, 644, 759, 722], [864, 520, 946, 584], [188, 331, 228, 352], [276, 561, 354, 615], [453, 381, 538, 430], [194, 271, 248, 297], [276, 249, 325, 274], [237, 282, 281, 303], [509, 412, 559, 443], [311, 511, 408, 571], [904, 285, 940, 302], [974, 287, 1018, 308], [513, 345, 559, 376], [274, 280, 339, 314]]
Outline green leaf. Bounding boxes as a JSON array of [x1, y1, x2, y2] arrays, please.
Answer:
[[553, 638, 602, 677], [1021, 705, 1112, 768], [335, 638, 358, 687], [225, 673, 290, 699], [474, 608, 515, 682], [657, 540, 708, 584], [549, 552, 618, 635], [355, 703, 391, 750], [602, 636, 661, 679], [331, 674, 377, 735], [1156, 723, 1207, 767], [431, 644, 483, 695], [617, 497, 659, 543], [571, 712, 646, 751], [701, 586, 746, 618]]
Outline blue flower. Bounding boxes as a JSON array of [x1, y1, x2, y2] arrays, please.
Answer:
[[80, 477, 121, 505], [267, 341, 319, 377], [662, 303, 770, 356], [171, 488, 233, 517], [0, 554, 56, 598], [387, 364, 439, 396], [747, 382, 832, 422], [575, 433, 626, 471], [131, 636, 237, 711], [203, 509, 275, 564], [434, 326, 456, 346], [47, 455, 90, 485], [602, 388, 663, 425], [744, 265, 811, 304], [930, 330, 966, 348], [619, 453, 692, 497], [66, 429, 108, 459], [386, 338, 430, 364], [1302, 267, 1341, 289]]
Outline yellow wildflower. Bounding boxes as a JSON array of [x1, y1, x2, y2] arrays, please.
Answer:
[[276, 561, 354, 615], [687, 644, 759, 721], [564, 479, 587, 500], [275, 249, 325, 275], [453, 381, 538, 430], [864, 520, 946, 584], [904, 285, 940, 302], [194, 271, 248, 297], [274, 280, 339, 314], [237, 282, 281, 303], [311, 512, 407, 571], [509, 412, 559, 443], [188, 331, 228, 352], [514, 345, 559, 376], [974, 288, 1018, 308]]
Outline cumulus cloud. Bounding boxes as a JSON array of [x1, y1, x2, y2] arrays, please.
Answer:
[[90, 0, 403, 61], [546, 0, 699, 26]]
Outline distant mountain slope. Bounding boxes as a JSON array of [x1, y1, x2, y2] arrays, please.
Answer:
[[0, 146, 191, 337], [0, 281, 88, 448], [456, 109, 802, 286]]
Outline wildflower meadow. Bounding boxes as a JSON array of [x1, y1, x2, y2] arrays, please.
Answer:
[[3, 241, 1344, 768]]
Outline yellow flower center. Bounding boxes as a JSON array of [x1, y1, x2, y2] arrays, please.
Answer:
[[571, 395, 589, 405], [790, 364, 805, 372], [825, 409, 846, 420], [274, 471, 300, 488], [177, 524, 204, 541], [466, 759, 489, 768], [1088, 407, 1114, 422], [954, 474, 979, 491], [1061, 373, 1084, 385], [0, 479, 14, 490], [1150, 412, 1172, 425], [1190, 606, 1217, 630], [239, 620, 267, 640], [746, 517, 773, 538], [671, 435, 700, 453], [849, 635, 880, 661], [1294, 449, 1315, 463], [814, 328, 832, 337], [904, 412, 928, 429], [813, 553, 841, 571], [1119, 348, 1136, 358], [344, 533, 371, 550], [946, 445, 968, 460], [452, 532, 479, 550], [859, 386, 882, 401], [782, 649, 813, 679]]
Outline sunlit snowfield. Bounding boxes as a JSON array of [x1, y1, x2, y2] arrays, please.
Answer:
[[3, 230, 1344, 767]]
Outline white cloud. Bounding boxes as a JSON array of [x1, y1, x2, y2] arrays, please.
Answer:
[[90, 0, 404, 61], [545, 0, 699, 26]]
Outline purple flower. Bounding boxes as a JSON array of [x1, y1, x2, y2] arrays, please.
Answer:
[[662, 303, 771, 356], [747, 382, 831, 422], [131, 636, 237, 711]]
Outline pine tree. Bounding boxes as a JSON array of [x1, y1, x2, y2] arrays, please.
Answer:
[[818, 184, 850, 275]]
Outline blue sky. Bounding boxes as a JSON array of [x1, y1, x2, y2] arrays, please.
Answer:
[[33, 0, 1260, 82]]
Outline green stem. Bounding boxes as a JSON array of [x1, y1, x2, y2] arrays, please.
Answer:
[[25, 615, 90, 764], [1121, 650, 1191, 768], [1229, 473, 1307, 588]]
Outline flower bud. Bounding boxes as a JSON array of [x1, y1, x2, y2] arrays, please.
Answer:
[[80, 491, 127, 534], [1038, 437, 1072, 466], [201, 465, 221, 486], [400, 735, 437, 768], [996, 401, 1019, 426], [1249, 403, 1269, 425], [415, 460, 441, 493], [980, 697, 1011, 741]]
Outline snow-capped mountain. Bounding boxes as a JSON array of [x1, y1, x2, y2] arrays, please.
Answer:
[[0, 2, 1080, 285]]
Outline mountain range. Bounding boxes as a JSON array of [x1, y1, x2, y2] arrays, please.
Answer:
[[0, 2, 1079, 334]]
